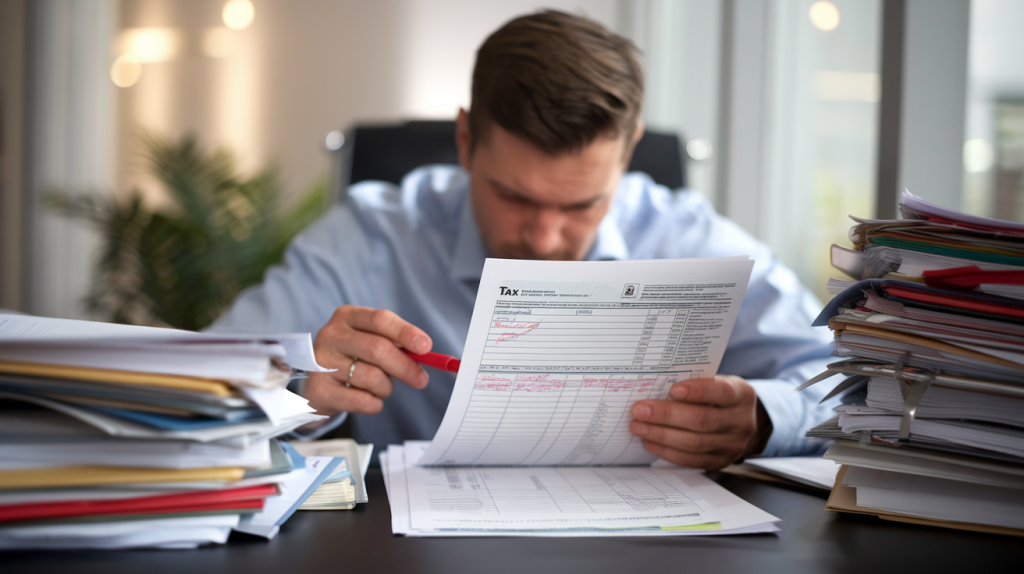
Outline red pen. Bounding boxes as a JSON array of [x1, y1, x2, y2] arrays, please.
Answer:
[[402, 350, 461, 373]]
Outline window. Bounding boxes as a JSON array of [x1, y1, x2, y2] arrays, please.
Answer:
[[963, 0, 1024, 220]]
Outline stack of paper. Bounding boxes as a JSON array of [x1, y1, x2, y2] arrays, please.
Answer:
[[0, 314, 345, 549], [830, 189, 1024, 293], [232, 442, 346, 539], [381, 257, 781, 537], [292, 439, 374, 510], [805, 191, 1024, 535]]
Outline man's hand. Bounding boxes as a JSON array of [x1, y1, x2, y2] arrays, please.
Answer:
[[629, 375, 771, 471], [304, 305, 432, 417]]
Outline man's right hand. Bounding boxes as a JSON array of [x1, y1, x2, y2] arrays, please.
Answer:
[[303, 305, 432, 417]]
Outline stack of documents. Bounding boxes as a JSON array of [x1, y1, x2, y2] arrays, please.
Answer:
[[382, 257, 780, 537], [831, 190, 1024, 297], [292, 439, 373, 510], [804, 191, 1024, 535], [231, 442, 349, 539], [0, 313, 351, 549]]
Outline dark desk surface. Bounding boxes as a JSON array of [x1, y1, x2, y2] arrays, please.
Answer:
[[5, 468, 1022, 573]]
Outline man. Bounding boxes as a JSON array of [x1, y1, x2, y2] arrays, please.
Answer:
[[212, 11, 838, 470]]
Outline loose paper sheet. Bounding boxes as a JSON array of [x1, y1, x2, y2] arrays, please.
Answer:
[[0, 314, 331, 387], [742, 457, 840, 490], [418, 257, 753, 466], [386, 441, 780, 537], [405, 444, 716, 531]]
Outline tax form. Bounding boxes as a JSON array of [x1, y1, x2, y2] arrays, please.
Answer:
[[417, 257, 754, 466]]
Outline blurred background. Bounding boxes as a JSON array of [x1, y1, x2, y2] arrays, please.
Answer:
[[1, 0, 1021, 327]]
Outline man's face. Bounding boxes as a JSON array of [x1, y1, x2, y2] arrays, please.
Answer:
[[456, 110, 633, 261]]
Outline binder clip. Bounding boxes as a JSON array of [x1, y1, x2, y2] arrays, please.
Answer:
[[893, 355, 935, 442]]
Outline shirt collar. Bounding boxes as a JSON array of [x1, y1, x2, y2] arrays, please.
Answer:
[[450, 189, 488, 282], [449, 186, 631, 282], [585, 205, 630, 261]]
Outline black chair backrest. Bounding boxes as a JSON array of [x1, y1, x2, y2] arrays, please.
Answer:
[[342, 120, 686, 191]]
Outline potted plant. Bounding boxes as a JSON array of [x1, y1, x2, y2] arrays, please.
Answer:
[[48, 134, 328, 330]]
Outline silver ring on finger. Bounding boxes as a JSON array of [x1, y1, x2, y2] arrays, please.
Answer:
[[346, 358, 358, 387]]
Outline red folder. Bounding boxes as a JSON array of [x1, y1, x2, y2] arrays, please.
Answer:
[[884, 284, 1024, 319], [0, 483, 278, 523], [923, 265, 1024, 290]]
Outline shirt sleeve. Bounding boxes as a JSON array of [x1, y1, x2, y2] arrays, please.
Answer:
[[647, 186, 841, 456], [207, 201, 387, 429], [710, 220, 839, 456], [208, 196, 391, 335]]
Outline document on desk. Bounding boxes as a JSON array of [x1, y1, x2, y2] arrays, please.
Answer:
[[406, 445, 714, 531], [418, 257, 754, 466], [385, 441, 780, 536]]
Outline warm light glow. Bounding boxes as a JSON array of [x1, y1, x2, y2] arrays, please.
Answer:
[[117, 28, 182, 63], [815, 71, 880, 102], [110, 54, 142, 88], [964, 139, 995, 173], [203, 28, 237, 58], [809, 1, 840, 31], [223, 0, 255, 31]]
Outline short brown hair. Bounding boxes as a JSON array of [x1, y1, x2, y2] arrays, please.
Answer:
[[469, 10, 644, 155]]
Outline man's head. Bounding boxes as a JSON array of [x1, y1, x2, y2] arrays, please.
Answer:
[[456, 10, 644, 261]]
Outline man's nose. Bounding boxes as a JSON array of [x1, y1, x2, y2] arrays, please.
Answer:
[[523, 207, 563, 258]]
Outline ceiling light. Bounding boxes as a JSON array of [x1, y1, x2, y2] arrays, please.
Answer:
[[110, 54, 142, 88], [809, 1, 840, 32], [223, 0, 255, 31]]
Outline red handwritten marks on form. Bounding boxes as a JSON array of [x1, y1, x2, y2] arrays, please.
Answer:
[[451, 371, 678, 465], [513, 373, 565, 392], [474, 374, 515, 392], [633, 375, 658, 394], [473, 373, 662, 394], [493, 322, 542, 344], [481, 308, 697, 369]]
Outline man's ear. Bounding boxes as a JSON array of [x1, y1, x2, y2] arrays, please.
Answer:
[[621, 120, 645, 167], [632, 120, 645, 147], [456, 108, 472, 171]]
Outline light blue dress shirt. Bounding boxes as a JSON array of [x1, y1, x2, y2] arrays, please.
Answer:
[[211, 166, 840, 457]]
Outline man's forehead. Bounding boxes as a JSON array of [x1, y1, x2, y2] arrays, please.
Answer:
[[474, 125, 627, 203], [484, 176, 608, 209]]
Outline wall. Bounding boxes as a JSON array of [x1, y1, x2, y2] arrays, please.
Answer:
[[116, 0, 620, 201], [9, 0, 626, 319]]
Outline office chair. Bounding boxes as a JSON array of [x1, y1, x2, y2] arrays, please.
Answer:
[[328, 120, 686, 200]]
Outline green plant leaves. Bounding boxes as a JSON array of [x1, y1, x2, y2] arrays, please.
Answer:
[[48, 134, 328, 330]]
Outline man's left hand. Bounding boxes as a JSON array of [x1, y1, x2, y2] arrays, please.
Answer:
[[629, 375, 770, 471]]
